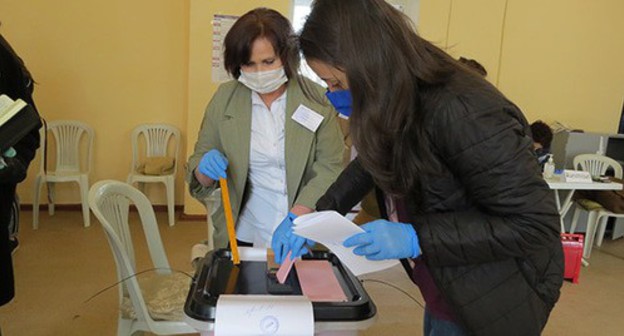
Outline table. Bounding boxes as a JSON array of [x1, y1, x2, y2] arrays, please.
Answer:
[[545, 174, 623, 266], [544, 174, 623, 233]]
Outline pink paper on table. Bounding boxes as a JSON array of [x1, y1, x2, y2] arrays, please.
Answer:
[[276, 252, 296, 284], [295, 260, 348, 302]]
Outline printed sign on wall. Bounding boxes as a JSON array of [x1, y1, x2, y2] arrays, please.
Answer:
[[212, 14, 239, 83]]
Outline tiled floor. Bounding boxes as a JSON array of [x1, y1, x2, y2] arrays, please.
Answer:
[[1, 210, 623, 335]]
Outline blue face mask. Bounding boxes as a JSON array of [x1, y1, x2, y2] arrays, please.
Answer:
[[325, 89, 353, 119]]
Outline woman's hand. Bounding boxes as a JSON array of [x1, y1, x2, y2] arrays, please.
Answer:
[[343, 219, 421, 260], [195, 149, 228, 186], [271, 205, 315, 264]]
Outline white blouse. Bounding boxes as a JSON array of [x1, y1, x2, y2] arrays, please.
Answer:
[[236, 90, 289, 247]]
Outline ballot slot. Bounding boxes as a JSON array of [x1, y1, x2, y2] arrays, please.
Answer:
[[201, 250, 359, 301], [266, 264, 302, 295]]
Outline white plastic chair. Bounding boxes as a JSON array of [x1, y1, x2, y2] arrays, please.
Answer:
[[570, 153, 623, 259], [127, 124, 180, 227], [204, 188, 222, 251], [33, 120, 94, 229], [88, 180, 196, 336]]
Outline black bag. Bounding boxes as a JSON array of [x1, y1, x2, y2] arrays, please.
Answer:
[[575, 177, 624, 214], [593, 177, 624, 213]]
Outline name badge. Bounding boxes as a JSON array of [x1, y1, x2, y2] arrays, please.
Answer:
[[292, 105, 324, 133]]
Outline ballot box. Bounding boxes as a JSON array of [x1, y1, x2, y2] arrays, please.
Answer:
[[184, 248, 376, 335]]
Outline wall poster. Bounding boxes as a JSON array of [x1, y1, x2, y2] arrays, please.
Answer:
[[212, 14, 239, 83]]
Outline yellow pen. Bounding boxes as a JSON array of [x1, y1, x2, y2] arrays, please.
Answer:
[[219, 177, 240, 264]]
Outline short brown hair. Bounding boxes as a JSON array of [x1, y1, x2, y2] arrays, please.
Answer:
[[223, 8, 298, 79], [530, 120, 553, 149]]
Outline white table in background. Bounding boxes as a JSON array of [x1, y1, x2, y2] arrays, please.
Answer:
[[544, 174, 623, 233], [544, 174, 623, 266]]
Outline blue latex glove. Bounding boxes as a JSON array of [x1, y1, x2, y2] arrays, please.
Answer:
[[197, 149, 228, 180], [0, 147, 17, 170], [343, 219, 421, 260], [271, 212, 315, 264]]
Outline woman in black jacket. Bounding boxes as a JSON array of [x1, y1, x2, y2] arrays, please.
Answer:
[[0, 30, 41, 308], [281, 0, 564, 335]]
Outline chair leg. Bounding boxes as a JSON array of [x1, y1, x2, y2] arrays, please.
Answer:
[[206, 211, 215, 251], [595, 214, 609, 247], [79, 176, 90, 227], [133, 181, 145, 194], [33, 175, 43, 230], [165, 178, 175, 227], [116, 315, 134, 336], [47, 182, 56, 216], [583, 211, 599, 259], [570, 205, 582, 234]]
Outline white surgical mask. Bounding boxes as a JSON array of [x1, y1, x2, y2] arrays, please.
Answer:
[[238, 67, 288, 94]]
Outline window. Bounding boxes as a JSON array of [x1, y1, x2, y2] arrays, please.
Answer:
[[292, 0, 324, 86], [291, 1, 420, 86]]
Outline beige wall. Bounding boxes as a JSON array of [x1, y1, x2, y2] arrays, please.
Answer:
[[419, 0, 624, 132], [3, 0, 189, 206], [499, 0, 624, 131]]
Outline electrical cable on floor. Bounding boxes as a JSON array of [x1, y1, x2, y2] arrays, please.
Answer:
[[360, 278, 425, 310], [82, 267, 193, 304]]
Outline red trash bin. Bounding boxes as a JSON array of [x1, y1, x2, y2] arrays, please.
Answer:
[[561, 233, 584, 284]]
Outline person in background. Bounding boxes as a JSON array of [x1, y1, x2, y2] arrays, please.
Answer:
[[530, 120, 554, 168], [186, 8, 343, 251], [0, 28, 42, 310], [277, 1, 564, 335]]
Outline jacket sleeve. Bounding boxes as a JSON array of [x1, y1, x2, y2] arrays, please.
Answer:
[[0, 123, 40, 184], [415, 102, 561, 267], [185, 87, 224, 200], [315, 158, 376, 215], [0, 37, 41, 184], [293, 105, 345, 209]]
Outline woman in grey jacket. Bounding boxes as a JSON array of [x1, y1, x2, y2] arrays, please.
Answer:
[[279, 1, 564, 335]]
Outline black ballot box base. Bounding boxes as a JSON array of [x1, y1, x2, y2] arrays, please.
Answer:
[[184, 249, 376, 323]]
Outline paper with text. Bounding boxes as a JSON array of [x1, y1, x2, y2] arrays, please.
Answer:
[[293, 211, 399, 276], [292, 105, 323, 133], [215, 295, 313, 335]]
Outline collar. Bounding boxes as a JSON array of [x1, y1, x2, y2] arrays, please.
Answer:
[[251, 89, 287, 107]]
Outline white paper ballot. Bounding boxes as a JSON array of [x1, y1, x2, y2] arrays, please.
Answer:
[[293, 211, 399, 276], [215, 295, 314, 336]]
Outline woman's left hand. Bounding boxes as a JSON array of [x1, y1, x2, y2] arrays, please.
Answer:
[[343, 219, 421, 260]]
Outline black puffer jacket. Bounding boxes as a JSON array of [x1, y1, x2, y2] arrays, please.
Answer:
[[317, 71, 564, 335]]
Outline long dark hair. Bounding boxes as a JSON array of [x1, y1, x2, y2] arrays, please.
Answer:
[[224, 8, 299, 79], [300, 0, 463, 197]]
